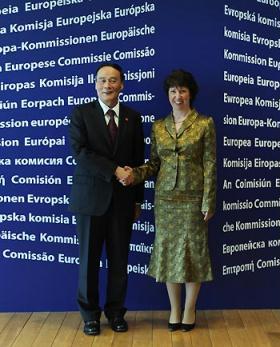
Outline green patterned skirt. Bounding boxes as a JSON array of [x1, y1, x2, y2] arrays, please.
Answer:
[[148, 198, 213, 283]]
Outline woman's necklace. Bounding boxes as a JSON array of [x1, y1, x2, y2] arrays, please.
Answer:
[[173, 110, 191, 134], [173, 110, 191, 124]]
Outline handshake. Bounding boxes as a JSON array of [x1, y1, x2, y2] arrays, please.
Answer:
[[115, 166, 134, 186]]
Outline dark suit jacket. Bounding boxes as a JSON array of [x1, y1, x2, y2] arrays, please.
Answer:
[[68, 100, 144, 216]]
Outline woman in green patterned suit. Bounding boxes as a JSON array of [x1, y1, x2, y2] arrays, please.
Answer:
[[123, 69, 216, 332]]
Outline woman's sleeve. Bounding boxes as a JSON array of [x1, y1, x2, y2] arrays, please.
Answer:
[[201, 117, 217, 214]]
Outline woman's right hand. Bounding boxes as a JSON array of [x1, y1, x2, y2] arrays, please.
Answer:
[[202, 211, 214, 222]]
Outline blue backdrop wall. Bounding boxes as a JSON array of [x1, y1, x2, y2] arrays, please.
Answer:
[[0, 0, 280, 312]]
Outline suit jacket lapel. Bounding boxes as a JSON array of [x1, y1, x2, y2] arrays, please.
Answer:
[[115, 104, 128, 152], [91, 101, 112, 148], [165, 114, 176, 139]]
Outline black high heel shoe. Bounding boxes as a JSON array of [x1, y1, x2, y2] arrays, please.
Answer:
[[181, 321, 195, 332], [181, 311, 196, 332], [168, 322, 181, 332]]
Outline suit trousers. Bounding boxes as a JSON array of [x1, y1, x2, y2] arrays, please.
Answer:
[[76, 198, 134, 321]]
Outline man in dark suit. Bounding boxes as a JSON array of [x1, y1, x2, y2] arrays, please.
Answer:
[[69, 63, 144, 335]]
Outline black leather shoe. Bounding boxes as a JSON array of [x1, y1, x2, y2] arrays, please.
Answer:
[[109, 317, 128, 332], [181, 322, 195, 332], [168, 322, 181, 331], [181, 310, 196, 331], [181, 311, 196, 332], [83, 320, 100, 335]]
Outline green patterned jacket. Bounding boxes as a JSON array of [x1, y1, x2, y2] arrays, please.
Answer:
[[133, 109, 216, 213]]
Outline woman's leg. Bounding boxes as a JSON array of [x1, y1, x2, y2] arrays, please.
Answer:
[[166, 282, 182, 323], [182, 282, 201, 324]]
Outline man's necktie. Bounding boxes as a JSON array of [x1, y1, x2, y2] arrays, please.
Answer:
[[107, 109, 118, 145]]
